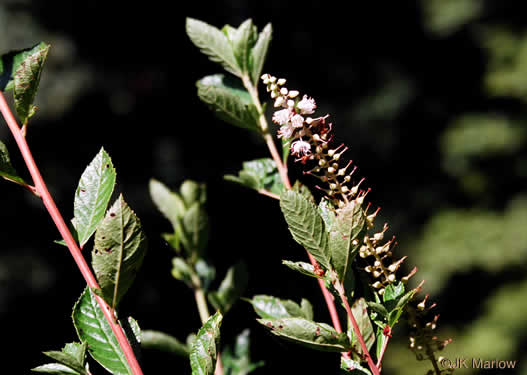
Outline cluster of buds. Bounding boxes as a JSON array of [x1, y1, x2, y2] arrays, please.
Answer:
[[407, 293, 453, 374], [359, 222, 418, 295]]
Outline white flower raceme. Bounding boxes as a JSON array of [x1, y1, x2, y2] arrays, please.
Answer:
[[272, 108, 291, 125], [297, 95, 316, 115], [291, 140, 311, 156], [291, 114, 305, 128]]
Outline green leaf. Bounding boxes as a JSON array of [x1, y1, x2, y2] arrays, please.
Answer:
[[73, 148, 116, 247], [0, 42, 48, 91], [221, 329, 264, 375], [366, 302, 388, 319], [141, 330, 190, 357], [340, 356, 372, 374], [247, 295, 313, 320], [292, 180, 316, 204], [196, 74, 260, 131], [92, 195, 147, 308], [250, 23, 272, 84], [149, 178, 185, 233], [281, 260, 323, 279], [318, 198, 336, 231], [348, 298, 375, 355], [300, 299, 314, 321], [257, 317, 351, 352], [72, 287, 132, 375], [280, 189, 331, 269], [223, 19, 257, 74], [171, 257, 194, 286], [13, 42, 49, 124], [195, 258, 216, 292], [31, 363, 81, 374], [186, 18, 241, 76], [329, 201, 366, 284], [208, 262, 248, 314], [33, 342, 88, 375], [190, 311, 223, 375], [383, 282, 405, 302], [180, 180, 207, 207], [224, 158, 284, 195], [62, 342, 88, 367], [41, 351, 87, 375], [179, 201, 209, 256], [0, 140, 26, 185]]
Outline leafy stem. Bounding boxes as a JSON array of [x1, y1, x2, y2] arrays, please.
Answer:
[[241, 74, 348, 338], [190, 272, 225, 375], [335, 281, 380, 375], [241, 74, 291, 190], [0, 91, 144, 375]]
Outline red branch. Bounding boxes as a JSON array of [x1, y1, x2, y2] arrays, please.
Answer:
[[337, 284, 380, 375], [0, 92, 144, 375]]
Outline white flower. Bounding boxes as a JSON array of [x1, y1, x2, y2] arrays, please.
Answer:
[[291, 114, 304, 128], [278, 123, 294, 139], [272, 108, 291, 125], [274, 96, 285, 107], [291, 140, 311, 156], [297, 95, 316, 115]]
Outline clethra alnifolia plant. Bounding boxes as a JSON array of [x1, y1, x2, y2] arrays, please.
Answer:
[[0, 16, 451, 375]]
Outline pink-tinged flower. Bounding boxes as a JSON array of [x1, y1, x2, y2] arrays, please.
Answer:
[[278, 123, 294, 139], [297, 95, 316, 115], [272, 108, 291, 125], [291, 114, 305, 128], [291, 140, 311, 156]]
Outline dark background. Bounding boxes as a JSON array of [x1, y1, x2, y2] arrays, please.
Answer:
[[1, 1, 526, 374]]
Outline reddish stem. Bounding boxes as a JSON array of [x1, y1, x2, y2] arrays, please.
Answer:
[[306, 253, 343, 333], [0, 92, 144, 375], [376, 335, 390, 370], [337, 285, 380, 375]]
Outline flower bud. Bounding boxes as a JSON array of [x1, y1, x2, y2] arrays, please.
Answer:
[[269, 76, 277, 83], [289, 90, 299, 98], [277, 78, 286, 85], [280, 87, 288, 95]]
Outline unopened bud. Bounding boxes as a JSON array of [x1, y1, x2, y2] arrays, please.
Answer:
[[387, 274, 396, 282], [269, 76, 277, 83], [280, 87, 288, 95], [289, 90, 299, 98], [327, 167, 335, 174], [277, 78, 286, 85], [327, 149, 335, 157], [341, 185, 349, 193]]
